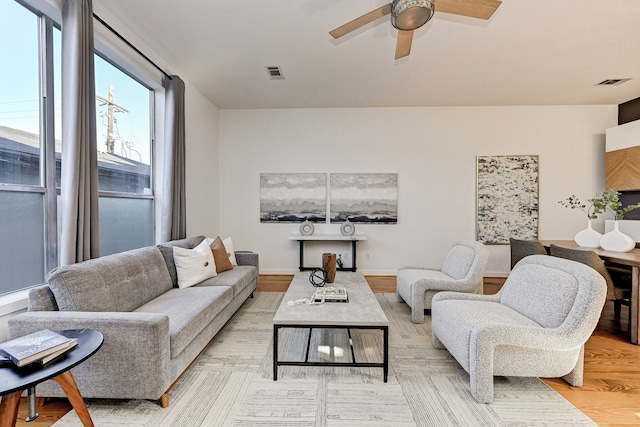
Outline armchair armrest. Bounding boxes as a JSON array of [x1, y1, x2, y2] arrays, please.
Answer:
[[433, 291, 500, 304]]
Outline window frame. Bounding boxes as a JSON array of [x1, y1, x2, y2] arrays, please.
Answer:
[[1, 0, 163, 297]]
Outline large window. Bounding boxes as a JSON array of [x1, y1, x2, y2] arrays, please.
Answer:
[[0, 1, 53, 293], [0, 0, 157, 295], [94, 55, 154, 256]]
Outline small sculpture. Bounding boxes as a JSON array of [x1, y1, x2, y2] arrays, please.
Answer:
[[309, 268, 328, 287]]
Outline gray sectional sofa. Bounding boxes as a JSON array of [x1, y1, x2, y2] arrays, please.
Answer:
[[7, 236, 258, 407]]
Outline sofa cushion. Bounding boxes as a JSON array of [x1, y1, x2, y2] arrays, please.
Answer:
[[500, 263, 579, 328], [173, 239, 217, 289], [432, 299, 541, 371], [47, 246, 173, 312], [157, 236, 206, 288], [134, 286, 233, 358], [28, 285, 59, 311], [195, 265, 257, 297], [209, 236, 234, 273]]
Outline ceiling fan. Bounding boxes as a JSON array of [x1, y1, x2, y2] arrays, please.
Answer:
[[330, 0, 502, 59]]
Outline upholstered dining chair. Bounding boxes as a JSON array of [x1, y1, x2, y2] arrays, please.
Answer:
[[396, 240, 489, 324], [509, 238, 548, 269], [431, 255, 607, 404], [549, 244, 631, 319]]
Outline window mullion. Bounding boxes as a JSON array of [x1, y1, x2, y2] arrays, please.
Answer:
[[39, 15, 58, 274]]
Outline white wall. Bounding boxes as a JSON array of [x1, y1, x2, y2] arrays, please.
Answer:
[[184, 82, 221, 237], [219, 105, 617, 277]]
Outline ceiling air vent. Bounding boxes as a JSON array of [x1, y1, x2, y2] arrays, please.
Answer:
[[596, 78, 631, 86], [265, 66, 284, 80]]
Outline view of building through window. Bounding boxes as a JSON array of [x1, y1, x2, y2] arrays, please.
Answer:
[[0, 0, 155, 294]]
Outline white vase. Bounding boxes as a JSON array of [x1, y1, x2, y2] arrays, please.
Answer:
[[574, 219, 601, 248], [599, 221, 636, 252]]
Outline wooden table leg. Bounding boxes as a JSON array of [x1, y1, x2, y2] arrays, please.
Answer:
[[0, 391, 22, 427], [52, 371, 94, 427], [632, 266, 639, 345]]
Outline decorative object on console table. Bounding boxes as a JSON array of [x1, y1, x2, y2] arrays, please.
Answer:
[[322, 253, 337, 283], [340, 220, 355, 236], [299, 220, 314, 236], [476, 155, 539, 244]]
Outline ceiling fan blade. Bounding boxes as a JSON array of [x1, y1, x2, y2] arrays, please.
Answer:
[[395, 30, 414, 59], [330, 3, 392, 39], [436, 0, 502, 20]]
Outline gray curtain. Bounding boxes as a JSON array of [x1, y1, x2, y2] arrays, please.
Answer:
[[59, 0, 100, 265], [161, 75, 187, 241]]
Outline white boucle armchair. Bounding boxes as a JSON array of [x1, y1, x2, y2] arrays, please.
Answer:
[[397, 239, 489, 323], [431, 255, 607, 404]]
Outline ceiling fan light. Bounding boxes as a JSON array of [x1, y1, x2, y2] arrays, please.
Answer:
[[391, 0, 435, 31]]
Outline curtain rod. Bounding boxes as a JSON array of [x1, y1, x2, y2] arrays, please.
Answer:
[[93, 13, 172, 80]]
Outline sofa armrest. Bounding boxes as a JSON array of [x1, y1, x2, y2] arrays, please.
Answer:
[[235, 251, 259, 269], [8, 311, 172, 400]]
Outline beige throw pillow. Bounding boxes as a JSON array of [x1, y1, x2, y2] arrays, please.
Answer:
[[223, 237, 238, 266]]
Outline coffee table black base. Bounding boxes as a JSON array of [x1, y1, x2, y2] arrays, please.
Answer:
[[273, 324, 388, 382]]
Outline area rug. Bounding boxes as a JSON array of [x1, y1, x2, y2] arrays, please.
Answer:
[[53, 292, 596, 426]]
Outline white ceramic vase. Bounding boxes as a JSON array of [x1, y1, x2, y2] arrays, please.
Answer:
[[574, 219, 601, 248], [599, 221, 636, 252]]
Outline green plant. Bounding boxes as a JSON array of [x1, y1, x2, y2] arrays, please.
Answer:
[[558, 194, 606, 220], [598, 189, 640, 220]]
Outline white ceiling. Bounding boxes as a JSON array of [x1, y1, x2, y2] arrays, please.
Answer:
[[97, 0, 640, 109]]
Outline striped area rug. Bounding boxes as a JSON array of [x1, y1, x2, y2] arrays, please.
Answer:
[[54, 292, 596, 426]]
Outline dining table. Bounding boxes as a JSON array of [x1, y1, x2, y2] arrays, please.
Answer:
[[539, 240, 640, 345]]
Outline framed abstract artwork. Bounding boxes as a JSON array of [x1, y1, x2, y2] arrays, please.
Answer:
[[330, 173, 398, 224], [476, 155, 539, 244], [260, 173, 327, 223]]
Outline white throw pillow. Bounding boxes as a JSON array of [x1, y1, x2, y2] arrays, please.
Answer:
[[173, 239, 217, 288], [223, 237, 238, 266]]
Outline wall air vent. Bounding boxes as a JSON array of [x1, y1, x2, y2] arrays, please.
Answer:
[[265, 66, 284, 80], [596, 78, 631, 86]]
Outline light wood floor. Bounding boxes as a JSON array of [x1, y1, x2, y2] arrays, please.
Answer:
[[11, 275, 640, 426]]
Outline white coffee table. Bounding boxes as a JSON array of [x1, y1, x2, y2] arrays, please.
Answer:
[[272, 271, 389, 381]]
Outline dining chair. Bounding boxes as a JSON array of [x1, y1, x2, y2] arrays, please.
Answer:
[[509, 238, 548, 269], [549, 244, 631, 319]]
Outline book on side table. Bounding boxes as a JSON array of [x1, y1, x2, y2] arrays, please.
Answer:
[[0, 329, 78, 367]]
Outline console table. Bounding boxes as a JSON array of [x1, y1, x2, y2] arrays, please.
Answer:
[[289, 233, 367, 272]]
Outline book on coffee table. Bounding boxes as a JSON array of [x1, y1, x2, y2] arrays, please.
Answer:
[[313, 287, 348, 303], [0, 329, 76, 367]]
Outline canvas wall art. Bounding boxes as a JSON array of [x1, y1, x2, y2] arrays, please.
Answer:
[[330, 173, 398, 223], [260, 173, 327, 223], [476, 155, 539, 244]]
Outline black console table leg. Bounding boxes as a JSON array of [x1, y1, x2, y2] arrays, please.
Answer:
[[298, 241, 304, 271], [351, 240, 357, 272]]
